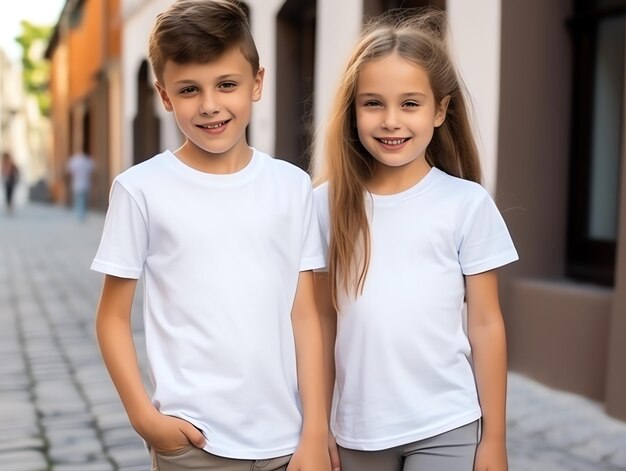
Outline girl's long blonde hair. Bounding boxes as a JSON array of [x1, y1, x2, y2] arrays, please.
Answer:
[[313, 8, 481, 309]]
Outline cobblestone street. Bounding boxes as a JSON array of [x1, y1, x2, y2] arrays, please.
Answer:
[[1, 204, 625, 470]]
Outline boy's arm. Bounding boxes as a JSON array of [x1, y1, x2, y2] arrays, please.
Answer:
[[313, 271, 341, 470], [96, 274, 205, 452], [288, 270, 331, 471], [466, 270, 508, 471]]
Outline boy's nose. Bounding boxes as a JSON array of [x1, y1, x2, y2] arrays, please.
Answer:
[[200, 97, 220, 116]]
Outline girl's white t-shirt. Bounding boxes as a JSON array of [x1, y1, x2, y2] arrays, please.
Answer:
[[314, 167, 518, 451], [92, 149, 325, 459]]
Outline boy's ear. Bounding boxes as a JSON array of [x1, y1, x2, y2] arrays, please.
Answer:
[[252, 67, 265, 102], [435, 95, 451, 127], [155, 81, 173, 112]]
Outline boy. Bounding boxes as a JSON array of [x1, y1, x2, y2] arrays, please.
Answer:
[[91, 1, 330, 470]]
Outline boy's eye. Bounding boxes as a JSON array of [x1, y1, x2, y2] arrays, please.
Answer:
[[179, 86, 198, 95], [219, 82, 237, 90]]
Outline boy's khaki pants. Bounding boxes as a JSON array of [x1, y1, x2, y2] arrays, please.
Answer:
[[151, 445, 291, 471]]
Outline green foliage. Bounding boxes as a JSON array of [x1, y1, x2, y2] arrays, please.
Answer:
[[15, 21, 53, 116]]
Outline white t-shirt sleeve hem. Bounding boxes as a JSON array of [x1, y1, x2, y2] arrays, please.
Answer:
[[461, 250, 519, 276], [90, 259, 142, 279], [300, 255, 326, 272]]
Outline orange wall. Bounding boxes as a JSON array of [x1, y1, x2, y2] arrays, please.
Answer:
[[68, 0, 104, 103], [46, 0, 122, 202], [106, 0, 122, 58]]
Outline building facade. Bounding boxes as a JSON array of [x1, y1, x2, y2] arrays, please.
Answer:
[[46, 0, 626, 420], [46, 0, 122, 209]]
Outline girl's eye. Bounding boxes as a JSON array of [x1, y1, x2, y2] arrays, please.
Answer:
[[403, 101, 419, 108], [363, 100, 382, 107]]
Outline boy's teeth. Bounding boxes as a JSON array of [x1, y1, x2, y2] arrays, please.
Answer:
[[204, 122, 224, 129]]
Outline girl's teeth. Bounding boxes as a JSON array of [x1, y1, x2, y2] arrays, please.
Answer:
[[381, 139, 405, 145]]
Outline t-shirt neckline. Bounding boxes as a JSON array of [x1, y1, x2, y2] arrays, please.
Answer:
[[368, 166, 441, 205], [162, 148, 263, 188]]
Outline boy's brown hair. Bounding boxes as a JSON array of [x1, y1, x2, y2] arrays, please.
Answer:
[[148, 0, 259, 83]]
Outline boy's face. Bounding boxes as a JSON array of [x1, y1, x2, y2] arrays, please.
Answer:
[[155, 47, 263, 164]]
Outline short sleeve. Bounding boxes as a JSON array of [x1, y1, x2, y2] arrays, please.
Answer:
[[90, 181, 149, 279], [458, 191, 519, 275], [312, 183, 330, 272], [299, 179, 326, 272]]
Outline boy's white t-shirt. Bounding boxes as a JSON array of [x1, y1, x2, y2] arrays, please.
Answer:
[[91, 149, 325, 459], [314, 167, 519, 451]]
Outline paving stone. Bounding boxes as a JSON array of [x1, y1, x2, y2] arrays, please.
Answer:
[[0, 360, 28, 375], [38, 399, 88, 417], [0, 426, 41, 440], [118, 465, 151, 471], [30, 364, 71, 378], [52, 462, 114, 471], [0, 450, 47, 470], [84, 383, 121, 406], [48, 437, 105, 463], [575, 430, 626, 462], [95, 411, 133, 431], [41, 412, 95, 430], [91, 402, 126, 418], [0, 402, 38, 426], [47, 427, 97, 447], [543, 415, 623, 448], [0, 376, 31, 391], [108, 444, 151, 467], [608, 447, 626, 468], [74, 364, 111, 385], [0, 437, 45, 453], [102, 428, 143, 448], [0, 390, 31, 403]]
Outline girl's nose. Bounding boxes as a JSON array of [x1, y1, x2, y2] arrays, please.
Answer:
[[381, 111, 400, 130]]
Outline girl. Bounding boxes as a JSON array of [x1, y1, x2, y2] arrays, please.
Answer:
[[313, 9, 518, 471]]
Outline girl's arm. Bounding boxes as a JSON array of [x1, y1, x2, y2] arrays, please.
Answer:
[[466, 270, 508, 471], [313, 271, 341, 471], [96, 275, 205, 452], [289, 270, 331, 471]]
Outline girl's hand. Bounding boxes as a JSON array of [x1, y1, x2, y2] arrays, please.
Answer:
[[474, 437, 508, 471], [328, 433, 341, 471], [287, 435, 331, 471], [136, 411, 206, 454]]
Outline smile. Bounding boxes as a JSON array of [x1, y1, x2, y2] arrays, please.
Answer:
[[378, 138, 408, 145], [199, 120, 229, 129]]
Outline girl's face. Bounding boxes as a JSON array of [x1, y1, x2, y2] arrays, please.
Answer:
[[355, 53, 448, 185]]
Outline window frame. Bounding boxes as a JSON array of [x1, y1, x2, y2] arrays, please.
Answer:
[[566, 0, 625, 286]]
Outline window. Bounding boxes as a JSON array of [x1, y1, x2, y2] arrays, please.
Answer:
[[275, 0, 316, 170], [567, 0, 625, 286]]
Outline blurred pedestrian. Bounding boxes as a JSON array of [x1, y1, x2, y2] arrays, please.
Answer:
[[66, 150, 95, 221], [1, 152, 19, 215]]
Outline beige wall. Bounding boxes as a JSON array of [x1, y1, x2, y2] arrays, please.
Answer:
[[497, 0, 626, 419], [448, 0, 501, 194], [605, 97, 626, 419]]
